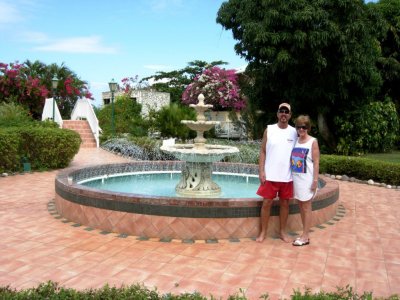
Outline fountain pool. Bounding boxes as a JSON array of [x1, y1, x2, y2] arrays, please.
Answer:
[[80, 172, 260, 198], [55, 161, 339, 240]]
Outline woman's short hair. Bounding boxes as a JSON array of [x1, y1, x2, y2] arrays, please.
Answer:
[[295, 115, 311, 130]]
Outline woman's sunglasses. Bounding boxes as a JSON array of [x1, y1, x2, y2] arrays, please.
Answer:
[[296, 125, 308, 130]]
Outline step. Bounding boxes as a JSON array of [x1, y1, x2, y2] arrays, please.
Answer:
[[79, 133, 96, 138], [64, 127, 92, 131], [62, 120, 97, 148], [81, 143, 97, 148], [63, 124, 91, 129]]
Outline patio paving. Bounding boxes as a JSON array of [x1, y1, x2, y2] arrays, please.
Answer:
[[0, 147, 399, 299]]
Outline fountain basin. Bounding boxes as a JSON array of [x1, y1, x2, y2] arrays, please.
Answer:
[[55, 161, 340, 240]]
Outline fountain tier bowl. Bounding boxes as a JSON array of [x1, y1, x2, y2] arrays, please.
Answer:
[[181, 120, 218, 133], [160, 144, 239, 163], [55, 161, 340, 240]]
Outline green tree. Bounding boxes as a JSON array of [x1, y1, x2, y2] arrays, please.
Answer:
[[0, 60, 92, 120], [0, 102, 33, 128], [46, 62, 93, 118], [373, 0, 400, 113], [154, 103, 196, 140], [97, 93, 147, 138], [335, 100, 399, 154], [142, 60, 228, 103], [217, 0, 383, 151]]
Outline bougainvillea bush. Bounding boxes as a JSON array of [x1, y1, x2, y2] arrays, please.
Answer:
[[182, 66, 246, 111], [0, 61, 93, 119], [0, 62, 49, 118]]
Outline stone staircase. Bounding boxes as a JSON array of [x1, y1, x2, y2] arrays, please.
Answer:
[[62, 120, 97, 148]]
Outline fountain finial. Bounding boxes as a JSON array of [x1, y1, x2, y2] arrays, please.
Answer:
[[198, 94, 205, 106]]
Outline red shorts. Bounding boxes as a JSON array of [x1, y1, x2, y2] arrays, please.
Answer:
[[256, 181, 293, 200]]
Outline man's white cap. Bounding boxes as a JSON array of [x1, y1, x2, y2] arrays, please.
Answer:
[[278, 103, 291, 112]]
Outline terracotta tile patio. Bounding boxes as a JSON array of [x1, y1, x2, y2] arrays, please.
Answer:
[[0, 148, 399, 299]]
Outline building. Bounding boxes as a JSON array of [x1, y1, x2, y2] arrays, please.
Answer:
[[102, 89, 170, 116]]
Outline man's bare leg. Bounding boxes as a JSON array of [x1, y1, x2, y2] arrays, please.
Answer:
[[279, 199, 291, 242], [256, 199, 273, 242]]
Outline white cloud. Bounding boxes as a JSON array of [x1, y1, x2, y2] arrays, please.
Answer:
[[235, 64, 248, 73], [0, 1, 23, 24], [147, 77, 171, 85], [90, 81, 109, 90], [149, 0, 184, 12], [19, 31, 49, 43], [144, 64, 172, 71], [33, 36, 117, 54]]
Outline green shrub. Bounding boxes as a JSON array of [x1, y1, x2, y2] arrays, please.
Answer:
[[36, 119, 60, 128], [101, 136, 400, 185], [0, 110, 76, 172], [18, 127, 81, 169], [96, 94, 148, 137], [0, 129, 21, 173], [0, 281, 398, 299], [334, 100, 399, 155], [102, 137, 174, 161], [154, 103, 196, 140], [128, 136, 174, 160], [291, 285, 375, 300], [0, 102, 34, 128], [320, 154, 400, 185], [207, 139, 261, 164]]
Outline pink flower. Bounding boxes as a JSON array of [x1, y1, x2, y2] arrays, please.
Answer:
[[182, 67, 246, 111]]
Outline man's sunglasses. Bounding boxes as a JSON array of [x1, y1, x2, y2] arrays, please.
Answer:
[[278, 109, 290, 114], [296, 125, 308, 130]]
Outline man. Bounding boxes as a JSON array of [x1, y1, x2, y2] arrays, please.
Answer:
[[256, 103, 297, 243]]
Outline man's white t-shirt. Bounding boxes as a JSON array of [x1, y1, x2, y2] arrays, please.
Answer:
[[264, 124, 297, 182]]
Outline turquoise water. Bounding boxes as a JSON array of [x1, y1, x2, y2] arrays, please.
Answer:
[[81, 173, 260, 198]]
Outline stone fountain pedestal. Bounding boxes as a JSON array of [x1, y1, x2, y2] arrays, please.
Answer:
[[161, 94, 239, 197], [176, 162, 220, 196]]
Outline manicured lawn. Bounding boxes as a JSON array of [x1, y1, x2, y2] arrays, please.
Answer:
[[363, 150, 400, 164]]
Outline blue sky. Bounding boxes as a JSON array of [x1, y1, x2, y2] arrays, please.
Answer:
[[0, 0, 247, 106]]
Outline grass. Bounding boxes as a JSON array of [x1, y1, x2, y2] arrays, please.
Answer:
[[362, 150, 400, 164]]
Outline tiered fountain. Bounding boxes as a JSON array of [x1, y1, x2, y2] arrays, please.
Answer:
[[160, 94, 239, 197], [54, 93, 339, 240]]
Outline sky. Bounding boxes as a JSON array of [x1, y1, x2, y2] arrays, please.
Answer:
[[0, 0, 247, 107]]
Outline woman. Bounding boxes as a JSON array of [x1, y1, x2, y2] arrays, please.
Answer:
[[290, 115, 320, 246]]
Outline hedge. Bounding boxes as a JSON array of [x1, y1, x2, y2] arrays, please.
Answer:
[[320, 154, 400, 186], [0, 127, 81, 172], [0, 129, 21, 173]]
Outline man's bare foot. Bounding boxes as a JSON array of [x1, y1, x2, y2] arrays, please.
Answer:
[[256, 232, 266, 243], [280, 233, 292, 243]]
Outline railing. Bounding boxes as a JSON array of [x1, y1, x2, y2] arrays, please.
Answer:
[[71, 98, 100, 147], [215, 121, 246, 139], [41, 98, 63, 128]]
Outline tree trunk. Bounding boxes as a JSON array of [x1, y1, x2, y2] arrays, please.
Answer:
[[317, 112, 337, 151]]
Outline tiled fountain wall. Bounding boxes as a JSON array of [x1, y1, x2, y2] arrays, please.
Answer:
[[55, 162, 339, 240]]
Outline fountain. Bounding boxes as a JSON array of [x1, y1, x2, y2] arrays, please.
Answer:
[[160, 94, 239, 197], [53, 94, 340, 240]]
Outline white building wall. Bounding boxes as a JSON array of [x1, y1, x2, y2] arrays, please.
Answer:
[[130, 90, 170, 116], [102, 89, 170, 116]]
